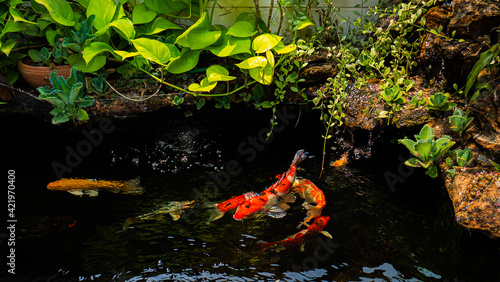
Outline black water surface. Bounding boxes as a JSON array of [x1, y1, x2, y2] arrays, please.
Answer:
[[2, 108, 500, 282]]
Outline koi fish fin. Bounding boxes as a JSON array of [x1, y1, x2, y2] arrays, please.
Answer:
[[291, 149, 308, 165], [282, 194, 296, 204], [320, 231, 332, 239], [274, 174, 282, 179], [206, 204, 226, 222], [170, 214, 181, 221], [266, 206, 287, 218], [84, 189, 99, 197], [245, 191, 259, 199], [299, 243, 306, 252], [67, 189, 84, 196]]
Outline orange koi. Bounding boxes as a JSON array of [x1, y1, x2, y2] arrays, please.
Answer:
[[47, 177, 143, 196], [293, 178, 326, 227], [216, 192, 258, 212], [331, 152, 348, 167], [233, 150, 307, 220], [256, 216, 332, 255]]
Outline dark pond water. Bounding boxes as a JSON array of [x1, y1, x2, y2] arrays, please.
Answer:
[[2, 107, 500, 281]]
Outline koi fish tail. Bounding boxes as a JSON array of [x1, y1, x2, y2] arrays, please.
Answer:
[[256, 240, 274, 256], [126, 177, 144, 195], [292, 149, 308, 166]]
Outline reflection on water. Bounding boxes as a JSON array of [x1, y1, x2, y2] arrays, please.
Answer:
[[2, 112, 500, 281]]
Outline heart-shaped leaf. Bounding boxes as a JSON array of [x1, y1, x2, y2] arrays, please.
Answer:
[[87, 0, 116, 30], [166, 48, 200, 74], [252, 33, 282, 53], [83, 42, 114, 64], [132, 38, 171, 65], [226, 21, 257, 38], [235, 56, 267, 69], [188, 77, 217, 92], [34, 0, 75, 26], [132, 3, 157, 24], [208, 35, 251, 57], [206, 65, 236, 83], [175, 12, 221, 50]]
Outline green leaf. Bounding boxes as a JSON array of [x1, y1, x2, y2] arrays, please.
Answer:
[[272, 42, 297, 54], [175, 12, 221, 50], [206, 65, 236, 83], [142, 17, 182, 35], [226, 21, 257, 37], [188, 77, 217, 92], [207, 35, 251, 57], [132, 3, 157, 24], [418, 124, 434, 141], [83, 42, 114, 64], [425, 166, 438, 178], [296, 18, 315, 30], [252, 33, 282, 53], [464, 45, 500, 98], [34, 0, 75, 26], [66, 54, 107, 73], [52, 112, 70, 124], [249, 63, 274, 85], [132, 38, 171, 65], [9, 7, 36, 24], [235, 56, 267, 69], [415, 141, 432, 161], [108, 18, 135, 40], [86, 0, 117, 30], [405, 158, 422, 167], [166, 48, 200, 74], [144, 0, 187, 15], [76, 109, 89, 121]]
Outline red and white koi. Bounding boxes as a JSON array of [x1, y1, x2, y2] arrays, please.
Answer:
[[256, 215, 332, 255], [233, 150, 308, 220], [216, 192, 258, 213], [292, 177, 326, 227]]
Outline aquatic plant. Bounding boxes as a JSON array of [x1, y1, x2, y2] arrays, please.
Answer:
[[464, 41, 500, 103], [425, 92, 456, 116], [398, 124, 456, 178], [38, 66, 94, 124], [448, 108, 473, 136]]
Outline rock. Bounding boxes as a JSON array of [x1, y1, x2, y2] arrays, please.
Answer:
[[449, 0, 500, 37], [440, 164, 500, 239], [298, 49, 338, 84], [418, 6, 453, 65], [343, 77, 436, 130]]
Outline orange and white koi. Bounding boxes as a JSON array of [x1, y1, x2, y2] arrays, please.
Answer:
[[216, 192, 258, 213], [256, 215, 332, 255], [233, 150, 308, 220], [47, 177, 144, 197], [331, 152, 348, 167], [293, 178, 326, 227]]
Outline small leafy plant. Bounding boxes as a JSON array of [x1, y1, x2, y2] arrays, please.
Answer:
[[426, 92, 456, 116], [448, 108, 473, 135], [28, 46, 68, 67], [38, 66, 94, 124], [454, 147, 473, 167], [399, 124, 456, 178]]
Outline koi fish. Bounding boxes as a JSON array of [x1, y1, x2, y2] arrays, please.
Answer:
[[233, 150, 307, 220], [47, 177, 144, 197], [256, 216, 332, 255], [217, 192, 258, 213], [331, 152, 348, 167], [293, 178, 326, 227], [122, 200, 195, 231]]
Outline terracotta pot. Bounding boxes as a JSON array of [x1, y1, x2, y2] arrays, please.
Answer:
[[17, 60, 72, 89]]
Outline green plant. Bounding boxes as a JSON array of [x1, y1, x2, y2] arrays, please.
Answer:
[[399, 124, 456, 178], [38, 66, 94, 124], [425, 92, 456, 115], [28, 46, 67, 66], [448, 108, 473, 135], [463, 41, 500, 103], [454, 147, 473, 167], [90, 72, 109, 95]]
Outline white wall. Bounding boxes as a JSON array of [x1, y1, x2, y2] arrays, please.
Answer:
[[210, 0, 379, 35]]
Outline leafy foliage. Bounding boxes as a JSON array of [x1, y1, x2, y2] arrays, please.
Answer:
[[398, 124, 456, 178], [448, 109, 473, 136], [38, 66, 94, 124], [426, 92, 456, 116]]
